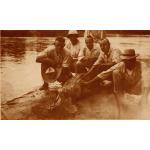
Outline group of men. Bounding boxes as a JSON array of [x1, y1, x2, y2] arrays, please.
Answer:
[[36, 30, 150, 101]]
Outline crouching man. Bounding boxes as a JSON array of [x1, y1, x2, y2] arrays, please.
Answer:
[[65, 30, 82, 73], [36, 36, 73, 90], [81, 49, 150, 100], [65, 30, 81, 59], [82, 38, 121, 80]]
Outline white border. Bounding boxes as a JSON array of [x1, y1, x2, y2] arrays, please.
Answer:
[[0, 121, 150, 150], [0, 0, 150, 29], [1, 0, 150, 150]]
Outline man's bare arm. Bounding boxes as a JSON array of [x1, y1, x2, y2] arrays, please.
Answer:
[[36, 56, 54, 65], [36, 50, 56, 66]]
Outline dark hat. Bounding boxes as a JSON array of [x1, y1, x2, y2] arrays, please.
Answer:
[[121, 49, 139, 60]]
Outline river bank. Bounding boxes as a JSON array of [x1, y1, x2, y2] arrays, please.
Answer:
[[1, 36, 150, 102]]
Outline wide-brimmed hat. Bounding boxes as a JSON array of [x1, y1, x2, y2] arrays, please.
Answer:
[[120, 49, 139, 60], [67, 30, 79, 38]]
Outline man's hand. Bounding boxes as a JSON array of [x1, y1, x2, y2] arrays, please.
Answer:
[[82, 65, 98, 79], [79, 80, 89, 86], [101, 80, 112, 87]]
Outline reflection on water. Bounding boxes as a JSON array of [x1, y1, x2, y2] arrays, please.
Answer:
[[1, 37, 55, 102], [1, 36, 150, 102], [109, 36, 150, 56], [1, 37, 55, 61], [1, 38, 26, 63], [2, 38, 25, 54]]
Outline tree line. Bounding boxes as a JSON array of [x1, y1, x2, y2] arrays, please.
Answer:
[[1, 30, 150, 37]]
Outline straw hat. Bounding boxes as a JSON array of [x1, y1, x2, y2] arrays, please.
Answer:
[[67, 30, 79, 37], [121, 49, 139, 60]]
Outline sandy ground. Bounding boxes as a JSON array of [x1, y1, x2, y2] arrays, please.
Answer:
[[74, 92, 150, 120], [1, 36, 150, 120], [2, 86, 150, 120]]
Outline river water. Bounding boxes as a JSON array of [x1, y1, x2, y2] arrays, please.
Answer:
[[1, 36, 150, 102]]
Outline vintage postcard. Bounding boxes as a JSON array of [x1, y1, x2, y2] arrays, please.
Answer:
[[1, 30, 150, 120]]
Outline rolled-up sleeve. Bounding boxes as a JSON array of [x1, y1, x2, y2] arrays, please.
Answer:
[[36, 47, 53, 63], [112, 49, 121, 63], [37, 48, 49, 58]]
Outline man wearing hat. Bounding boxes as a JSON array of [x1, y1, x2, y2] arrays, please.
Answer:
[[81, 49, 150, 97], [65, 30, 82, 73], [36, 36, 72, 90], [65, 30, 81, 59]]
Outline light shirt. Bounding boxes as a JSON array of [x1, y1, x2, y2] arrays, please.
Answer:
[[65, 40, 81, 58], [97, 61, 150, 94], [78, 43, 100, 61], [94, 47, 121, 65], [38, 45, 72, 67]]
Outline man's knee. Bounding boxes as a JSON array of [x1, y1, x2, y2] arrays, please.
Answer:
[[75, 61, 86, 73], [41, 63, 52, 78]]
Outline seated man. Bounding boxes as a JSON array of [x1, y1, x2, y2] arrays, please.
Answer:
[[36, 36, 72, 90], [75, 35, 100, 73], [81, 49, 150, 99], [83, 38, 121, 79], [65, 30, 82, 73], [65, 30, 81, 59]]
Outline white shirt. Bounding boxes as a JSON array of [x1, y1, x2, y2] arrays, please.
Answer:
[[65, 40, 81, 58], [78, 43, 100, 61]]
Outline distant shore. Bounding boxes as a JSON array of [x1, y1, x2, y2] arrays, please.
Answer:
[[1, 30, 150, 37]]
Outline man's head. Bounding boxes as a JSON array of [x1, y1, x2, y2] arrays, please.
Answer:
[[67, 30, 78, 45], [99, 38, 110, 54], [54, 36, 65, 52], [85, 35, 94, 50], [123, 58, 136, 69], [121, 49, 138, 69]]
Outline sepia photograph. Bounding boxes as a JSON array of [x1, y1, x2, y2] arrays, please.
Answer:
[[1, 30, 150, 120], [1, 0, 150, 150]]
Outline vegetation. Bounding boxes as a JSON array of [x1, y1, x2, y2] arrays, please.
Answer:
[[1, 30, 150, 37]]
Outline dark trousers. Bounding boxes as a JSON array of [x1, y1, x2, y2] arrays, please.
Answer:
[[41, 63, 72, 85]]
